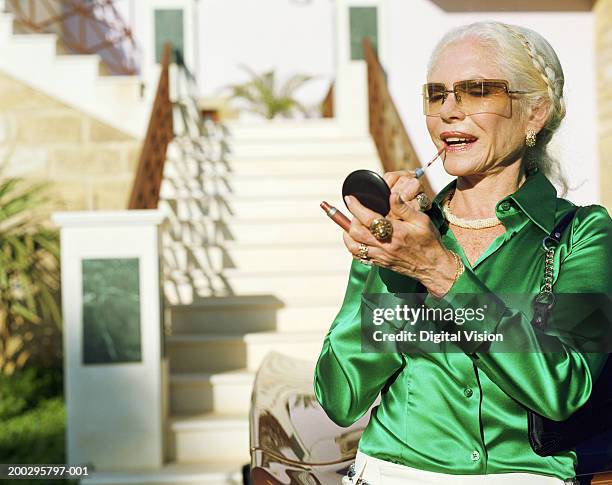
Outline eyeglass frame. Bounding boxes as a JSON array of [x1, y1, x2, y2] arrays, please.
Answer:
[[421, 78, 533, 118]]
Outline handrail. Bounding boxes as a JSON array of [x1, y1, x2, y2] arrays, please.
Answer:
[[7, 0, 140, 75], [362, 38, 434, 199], [128, 42, 173, 210]]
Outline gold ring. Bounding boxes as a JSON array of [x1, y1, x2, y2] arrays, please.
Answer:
[[369, 218, 393, 241], [358, 243, 369, 260], [416, 193, 432, 211]]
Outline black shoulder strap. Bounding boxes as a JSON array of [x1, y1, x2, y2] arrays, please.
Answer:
[[532, 206, 580, 329], [546, 206, 579, 247]]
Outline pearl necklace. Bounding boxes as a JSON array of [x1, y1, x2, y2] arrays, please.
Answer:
[[442, 191, 502, 230]]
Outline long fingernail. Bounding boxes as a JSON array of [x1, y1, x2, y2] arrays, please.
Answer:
[[344, 195, 352, 205]]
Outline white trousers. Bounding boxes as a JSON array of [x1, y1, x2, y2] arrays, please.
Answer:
[[343, 450, 575, 485]]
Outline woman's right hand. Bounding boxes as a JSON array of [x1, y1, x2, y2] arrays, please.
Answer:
[[383, 170, 426, 216]]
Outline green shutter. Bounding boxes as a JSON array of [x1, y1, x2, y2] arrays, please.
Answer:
[[154, 9, 184, 63], [82, 258, 141, 364], [349, 6, 378, 61]]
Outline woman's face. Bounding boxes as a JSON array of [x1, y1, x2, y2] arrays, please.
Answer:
[[426, 38, 528, 177]]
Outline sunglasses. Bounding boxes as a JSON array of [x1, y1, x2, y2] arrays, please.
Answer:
[[422, 79, 531, 118]]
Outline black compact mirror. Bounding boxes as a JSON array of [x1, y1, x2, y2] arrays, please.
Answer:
[[342, 169, 391, 216]]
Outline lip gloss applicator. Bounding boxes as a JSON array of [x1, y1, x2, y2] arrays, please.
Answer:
[[414, 144, 446, 179]]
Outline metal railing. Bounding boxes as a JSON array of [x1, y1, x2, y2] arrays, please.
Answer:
[[362, 38, 434, 198], [7, 0, 140, 75], [128, 42, 173, 210], [172, 48, 206, 139]]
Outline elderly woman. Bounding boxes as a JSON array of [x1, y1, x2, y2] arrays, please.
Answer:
[[314, 21, 611, 485]]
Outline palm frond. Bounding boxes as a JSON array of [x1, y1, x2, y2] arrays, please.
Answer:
[[279, 74, 315, 98], [223, 65, 315, 119], [0, 175, 60, 374]]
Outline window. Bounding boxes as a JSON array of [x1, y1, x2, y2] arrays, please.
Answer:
[[82, 258, 141, 364], [349, 6, 378, 61], [154, 8, 184, 63]]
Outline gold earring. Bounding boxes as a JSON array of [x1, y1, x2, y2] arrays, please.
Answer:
[[526, 130, 537, 147]]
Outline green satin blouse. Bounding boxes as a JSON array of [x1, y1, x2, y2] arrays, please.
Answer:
[[313, 169, 612, 481]]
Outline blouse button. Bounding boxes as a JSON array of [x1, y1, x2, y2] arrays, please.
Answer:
[[463, 387, 473, 398], [471, 450, 481, 462], [499, 201, 511, 211]]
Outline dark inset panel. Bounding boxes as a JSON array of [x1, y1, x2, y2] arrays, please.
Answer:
[[350, 6, 378, 61], [82, 258, 141, 364]]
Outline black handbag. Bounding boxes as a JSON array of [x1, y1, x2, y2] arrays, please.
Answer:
[[527, 206, 612, 477]]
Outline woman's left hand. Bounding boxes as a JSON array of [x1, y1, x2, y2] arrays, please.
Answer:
[[343, 185, 457, 298]]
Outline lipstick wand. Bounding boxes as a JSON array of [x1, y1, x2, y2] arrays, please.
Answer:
[[415, 145, 446, 179]]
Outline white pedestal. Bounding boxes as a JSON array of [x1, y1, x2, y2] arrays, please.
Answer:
[[52, 210, 168, 471]]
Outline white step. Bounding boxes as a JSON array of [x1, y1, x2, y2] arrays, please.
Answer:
[[166, 331, 325, 373], [55, 54, 100, 81], [168, 413, 250, 463], [4, 32, 57, 63], [224, 119, 345, 140], [165, 269, 351, 306], [169, 295, 283, 335], [163, 152, 380, 178], [169, 297, 340, 334], [170, 369, 254, 414], [244, 331, 324, 370], [163, 217, 344, 245], [226, 138, 376, 159], [220, 270, 350, 304], [274, 304, 341, 332], [96, 75, 143, 103], [223, 157, 379, 176], [159, 194, 350, 220], [162, 174, 350, 198], [162, 242, 352, 273], [167, 334, 246, 373], [81, 461, 244, 485]]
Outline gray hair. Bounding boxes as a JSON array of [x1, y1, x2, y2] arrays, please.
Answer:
[[427, 21, 569, 195]]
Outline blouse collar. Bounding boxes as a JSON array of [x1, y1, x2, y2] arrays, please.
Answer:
[[428, 168, 558, 235]]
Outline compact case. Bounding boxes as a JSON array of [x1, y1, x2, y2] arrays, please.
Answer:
[[342, 169, 391, 216]]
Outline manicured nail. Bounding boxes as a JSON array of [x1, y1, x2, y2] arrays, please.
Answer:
[[344, 195, 352, 205]]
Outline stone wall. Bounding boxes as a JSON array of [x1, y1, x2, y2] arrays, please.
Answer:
[[0, 71, 142, 211]]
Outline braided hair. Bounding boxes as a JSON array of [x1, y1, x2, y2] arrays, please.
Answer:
[[427, 21, 569, 195]]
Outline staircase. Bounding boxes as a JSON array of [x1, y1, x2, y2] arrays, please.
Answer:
[[83, 117, 381, 484], [0, 9, 149, 138], [162, 118, 381, 472]]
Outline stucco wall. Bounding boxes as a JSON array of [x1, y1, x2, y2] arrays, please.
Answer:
[[595, 0, 612, 211]]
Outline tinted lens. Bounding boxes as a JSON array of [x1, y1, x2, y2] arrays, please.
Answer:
[[455, 80, 511, 117], [423, 83, 446, 116], [423, 80, 513, 117]]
